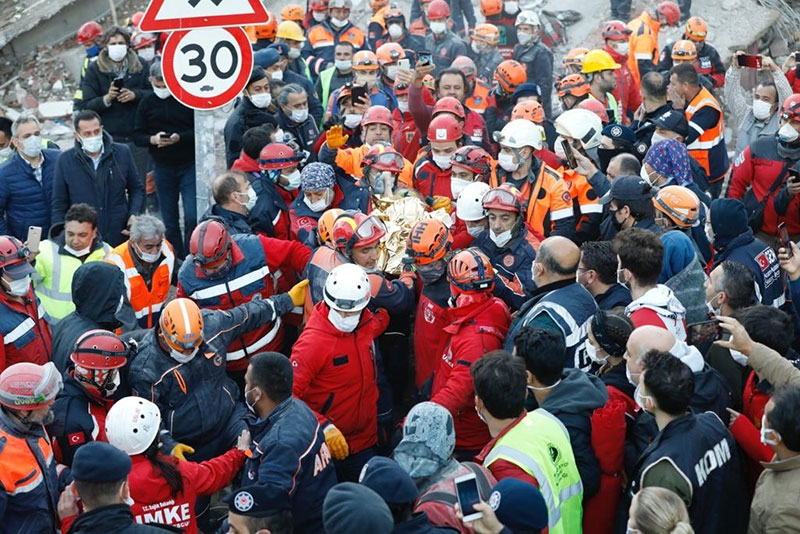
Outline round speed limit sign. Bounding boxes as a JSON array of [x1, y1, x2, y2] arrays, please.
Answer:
[[161, 26, 253, 110]]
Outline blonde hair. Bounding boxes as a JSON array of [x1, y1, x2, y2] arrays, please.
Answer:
[[631, 487, 694, 534]]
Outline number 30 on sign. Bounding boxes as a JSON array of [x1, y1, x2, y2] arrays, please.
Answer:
[[161, 26, 253, 110]]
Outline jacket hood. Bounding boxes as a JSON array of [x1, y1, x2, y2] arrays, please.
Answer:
[[659, 230, 696, 283], [68, 504, 136, 533], [129, 454, 179, 504], [669, 339, 704, 373], [710, 198, 749, 247], [626, 284, 686, 317], [231, 152, 261, 173], [71, 261, 125, 323], [542, 368, 608, 414]]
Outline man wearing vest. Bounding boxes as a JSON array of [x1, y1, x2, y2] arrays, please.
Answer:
[[504, 236, 598, 370], [669, 62, 729, 197], [107, 215, 176, 329], [622, 350, 747, 534], [302, 0, 367, 78], [0, 361, 62, 534], [314, 42, 355, 115], [582, 49, 622, 125], [473, 351, 583, 534], [33, 203, 110, 323]]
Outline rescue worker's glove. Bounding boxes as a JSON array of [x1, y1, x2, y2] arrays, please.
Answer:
[[288, 279, 310, 308], [398, 270, 416, 289], [171, 443, 195, 461], [326, 125, 349, 150], [429, 195, 452, 214], [323, 423, 350, 460]]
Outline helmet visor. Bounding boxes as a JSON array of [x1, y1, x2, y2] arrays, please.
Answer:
[[356, 215, 387, 241], [370, 151, 404, 170], [482, 188, 520, 211]]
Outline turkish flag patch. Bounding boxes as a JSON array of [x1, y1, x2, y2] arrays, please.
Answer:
[[68, 432, 85, 445]]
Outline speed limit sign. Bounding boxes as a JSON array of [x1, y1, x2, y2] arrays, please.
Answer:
[[161, 26, 253, 110]]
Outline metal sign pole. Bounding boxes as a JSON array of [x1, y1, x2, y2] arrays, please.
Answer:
[[194, 108, 216, 218]]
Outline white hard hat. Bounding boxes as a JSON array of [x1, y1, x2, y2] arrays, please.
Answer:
[[554, 109, 603, 150], [105, 396, 162, 456], [496, 119, 543, 150], [456, 182, 490, 221], [329, 0, 352, 8], [324, 263, 371, 312], [515, 10, 541, 27]]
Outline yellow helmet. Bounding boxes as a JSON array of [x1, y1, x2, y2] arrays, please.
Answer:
[[276, 20, 306, 42], [581, 49, 621, 74]]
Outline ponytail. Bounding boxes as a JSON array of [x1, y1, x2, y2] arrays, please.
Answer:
[[143, 438, 185, 497]]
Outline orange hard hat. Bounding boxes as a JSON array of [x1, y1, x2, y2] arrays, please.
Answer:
[[448, 248, 495, 294], [511, 100, 545, 123], [280, 4, 304, 22], [671, 39, 697, 60], [563, 47, 589, 68], [653, 185, 700, 228], [472, 23, 500, 45], [556, 74, 590, 98], [160, 299, 204, 353], [255, 11, 278, 39], [480, 0, 503, 17], [494, 59, 527, 94], [407, 219, 452, 265], [376, 42, 404, 65], [317, 208, 345, 246], [685, 16, 708, 41]]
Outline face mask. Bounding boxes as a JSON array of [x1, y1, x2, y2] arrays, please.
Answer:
[[237, 186, 257, 211], [273, 128, 285, 143], [108, 44, 128, 62], [706, 292, 722, 316], [613, 42, 630, 54], [498, 152, 520, 172], [475, 403, 487, 424], [554, 136, 568, 160], [526, 379, 561, 392], [504, 1, 519, 14], [20, 136, 42, 158], [397, 101, 409, 113], [270, 69, 284, 81], [330, 17, 349, 28], [304, 191, 332, 212], [616, 267, 629, 286], [388, 23, 404, 39], [245, 386, 261, 413], [313, 11, 327, 21], [64, 243, 92, 257], [752, 99, 773, 121], [611, 209, 626, 232], [626, 364, 640, 386], [517, 32, 533, 46], [134, 242, 161, 263], [249, 92, 272, 108], [385, 65, 398, 80], [328, 308, 361, 332], [153, 86, 171, 99], [779, 123, 800, 144], [81, 134, 103, 154], [4, 275, 30, 297], [634, 384, 652, 413], [640, 165, 656, 187], [490, 228, 512, 248], [344, 113, 363, 128], [418, 262, 446, 284], [335, 59, 352, 71], [290, 108, 309, 123], [288, 47, 301, 60], [432, 153, 452, 170], [170, 345, 200, 364], [760, 414, 779, 446], [139, 47, 155, 62], [282, 169, 302, 190], [586, 342, 607, 365], [471, 41, 485, 55], [467, 224, 484, 238], [86, 43, 100, 58], [451, 177, 471, 198], [650, 131, 668, 145], [355, 74, 378, 88], [0, 146, 12, 160], [430, 21, 447, 35]]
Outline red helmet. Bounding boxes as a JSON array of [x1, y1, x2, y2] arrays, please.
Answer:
[[362, 105, 394, 129], [0, 236, 33, 279], [451, 145, 492, 177], [482, 184, 525, 213], [77, 21, 103, 44], [432, 97, 466, 121], [0, 361, 62, 411], [427, 114, 462, 143], [602, 20, 632, 41], [189, 220, 232, 272], [362, 145, 405, 172], [259, 143, 302, 170], [70, 330, 129, 397], [452, 56, 477, 84], [310, 0, 329, 11], [656, 1, 681, 26], [132, 32, 156, 49], [130, 11, 145, 28], [576, 99, 610, 123], [333, 213, 387, 254], [427, 0, 450, 19], [447, 248, 495, 294], [781, 94, 800, 121], [407, 219, 452, 266]]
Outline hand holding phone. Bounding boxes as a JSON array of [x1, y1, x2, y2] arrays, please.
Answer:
[[561, 139, 578, 169], [687, 319, 722, 346], [779, 222, 793, 258], [26, 226, 41, 255], [455, 473, 483, 523], [417, 51, 432, 66], [351, 84, 368, 107], [737, 54, 762, 69], [112, 77, 125, 89]]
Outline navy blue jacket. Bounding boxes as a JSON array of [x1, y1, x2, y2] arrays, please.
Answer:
[[47, 375, 108, 467], [243, 397, 337, 534], [473, 228, 536, 312], [0, 150, 59, 239], [201, 204, 252, 235], [712, 229, 784, 307], [595, 283, 632, 310], [51, 131, 144, 247], [223, 98, 277, 168]]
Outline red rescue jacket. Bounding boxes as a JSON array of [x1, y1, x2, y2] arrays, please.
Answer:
[[413, 277, 451, 389], [604, 46, 642, 125]]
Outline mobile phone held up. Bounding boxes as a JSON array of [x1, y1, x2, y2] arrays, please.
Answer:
[[112, 77, 124, 89], [417, 50, 432, 66], [351, 84, 368, 105], [686, 319, 722, 346], [561, 139, 578, 169], [737, 54, 762, 69], [26, 226, 41, 255], [455, 473, 483, 523], [779, 222, 793, 258]]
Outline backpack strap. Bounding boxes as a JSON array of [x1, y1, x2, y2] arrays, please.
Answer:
[[463, 461, 494, 499], [416, 490, 458, 507]]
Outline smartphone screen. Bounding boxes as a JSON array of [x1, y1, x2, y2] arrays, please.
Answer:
[[561, 139, 577, 169], [26, 226, 41, 254], [159, 133, 171, 139], [418, 51, 432, 65], [779, 222, 793, 257], [737, 54, 762, 68], [455, 474, 482, 522], [351, 84, 367, 105], [687, 320, 722, 345]]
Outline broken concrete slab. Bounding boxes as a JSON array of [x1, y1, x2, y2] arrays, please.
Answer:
[[38, 100, 73, 119]]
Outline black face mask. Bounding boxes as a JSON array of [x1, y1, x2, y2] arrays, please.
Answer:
[[418, 263, 446, 285], [609, 208, 625, 231]]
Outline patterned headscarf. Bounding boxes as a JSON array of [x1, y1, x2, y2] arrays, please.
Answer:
[[300, 162, 335, 191], [393, 402, 456, 480], [644, 138, 692, 186]]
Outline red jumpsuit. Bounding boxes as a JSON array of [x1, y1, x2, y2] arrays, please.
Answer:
[[604, 45, 642, 125]]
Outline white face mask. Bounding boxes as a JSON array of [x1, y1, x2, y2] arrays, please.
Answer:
[[270, 69, 284, 81], [4, 275, 30, 297], [650, 131, 668, 145], [288, 47, 301, 60], [517, 32, 533, 46], [586, 342, 607, 365], [613, 42, 630, 55], [245, 386, 261, 413], [290, 108, 309, 123], [467, 224, 484, 238], [249, 92, 272, 109], [282, 169, 302, 190], [20, 136, 42, 158], [498, 152, 520, 172], [134, 242, 161, 264], [335, 59, 352, 71], [344, 113, 363, 128], [634, 384, 651, 412], [706, 292, 722, 317], [475, 403, 487, 424], [430, 21, 447, 35], [304, 191, 332, 212], [81, 134, 104, 154], [760, 414, 779, 446], [397, 101, 409, 113], [237, 185, 258, 211], [490, 228, 512, 248], [385, 65, 398, 80], [0, 146, 12, 160], [779, 123, 800, 143], [313, 11, 327, 21], [273, 128, 286, 143], [626, 364, 640, 386], [153, 86, 171, 99], [640, 165, 654, 186], [388, 23, 404, 39], [328, 308, 361, 332], [330, 16, 349, 28], [170, 345, 200, 364], [471, 41, 485, 55], [64, 243, 92, 257], [108, 44, 128, 62], [752, 99, 773, 121], [504, 1, 519, 14], [432, 153, 452, 170], [451, 177, 471, 198], [139, 47, 155, 62], [554, 135, 568, 160]]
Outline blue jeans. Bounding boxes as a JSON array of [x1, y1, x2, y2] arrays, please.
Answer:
[[153, 162, 196, 258]]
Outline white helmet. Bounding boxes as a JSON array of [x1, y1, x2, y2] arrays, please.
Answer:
[[496, 119, 543, 150], [324, 263, 371, 312], [457, 182, 490, 221], [515, 10, 541, 27], [554, 109, 603, 150], [105, 396, 162, 456], [328, 0, 352, 8]]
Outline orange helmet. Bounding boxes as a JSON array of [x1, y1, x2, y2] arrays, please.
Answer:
[[280, 4, 304, 22], [255, 11, 278, 39], [448, 248, 495, 294], [353, 50, 380, 70], [685, 16, 707, 41], [671, 39, 697, 61], [376, 42, 404, 65], [427, 0, 450, 19], [602, 20, 632, 41], [556, 74, 590, 98], [480, 0, 503, 17], [452, 145, 492, 177], [494, 60, 527, 94], [563, 47, 589, 69], [428, 114, 462, 143], [653, 185, 700, 227], [472, 23, 500, 45], [656, 1, 681, 26], [333, 213, 387, 254], [160, 299, 204, 353], [361, 145, 405, 172], [452, 56, 478, 84], [483, 184, 525, 213], [77, 21, 103, 44], [318, 208, 345, 246], [433, 97, 466, 121], [362, 105, 394, 129], [511, 100, 545, 123], [407, 219, 452, 266], [576, 99, 610, 123], [369, 0, 389, 10]]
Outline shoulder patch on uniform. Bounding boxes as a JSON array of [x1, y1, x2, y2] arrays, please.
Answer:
[[562, 191, 571, 203], [488, 490, 501, 510], [503, 253, 515, 267]]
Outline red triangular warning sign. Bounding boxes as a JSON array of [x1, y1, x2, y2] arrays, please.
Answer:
[[139, 0, 269, 32]]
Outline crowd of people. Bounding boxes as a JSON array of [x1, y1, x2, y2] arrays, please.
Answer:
[[2, 0, 800, 533]]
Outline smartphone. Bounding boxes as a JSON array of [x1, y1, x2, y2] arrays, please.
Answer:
[[737, 54, 762, 68], [561, 139, 577, 169], [397, 58, 410, 70], [454, 473, 483, 523], [687, 319, 722, 346], [351, 84, 368, 105], [112, 77, 124, 89], [26, 226, 41, 254], [779, 221, 793, 257], [417, 50, 432, 65], [159, 133, 172, 139]]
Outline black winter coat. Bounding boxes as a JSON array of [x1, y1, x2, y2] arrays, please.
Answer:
[[68, 504, 179, 534]]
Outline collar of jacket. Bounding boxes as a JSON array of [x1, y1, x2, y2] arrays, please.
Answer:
[[248, 396, 294, 435], [72, 130, 115, 161], [96, 48, 144, 74], [0, 404, 46, 438], [760, 452, 800, 471]]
